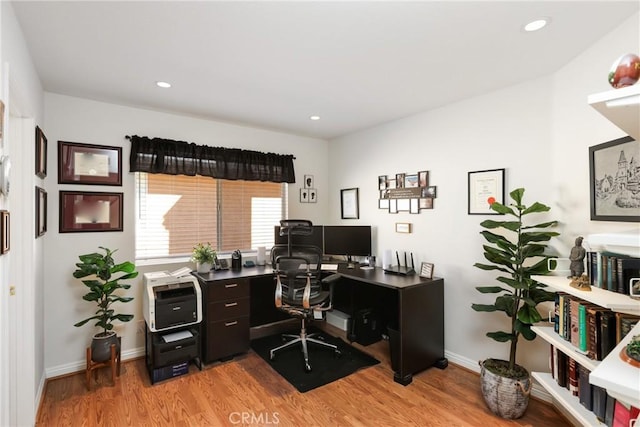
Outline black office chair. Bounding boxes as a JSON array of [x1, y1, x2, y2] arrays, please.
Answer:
[[270, 219, 341, 372]]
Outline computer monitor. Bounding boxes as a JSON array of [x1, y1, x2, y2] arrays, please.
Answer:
[[273, 225, 324, 250], [323, 225, 372, 257]]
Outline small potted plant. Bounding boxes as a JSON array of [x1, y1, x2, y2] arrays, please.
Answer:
[[472, 188, 559, 419], [622, 335, 640, 367], [192, 242, 216, 273], [73, 247, 138, 362]]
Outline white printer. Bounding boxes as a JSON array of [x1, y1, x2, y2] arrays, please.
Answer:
[[143, 268, 202, 332]]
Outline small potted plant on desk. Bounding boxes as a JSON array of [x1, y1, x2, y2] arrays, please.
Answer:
[[192, 242, 217, 273], [73, 246, 138, 362], [472, 188, 558, 419]]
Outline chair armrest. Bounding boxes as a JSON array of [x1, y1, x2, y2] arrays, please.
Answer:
[[321, 273, 341, 306]]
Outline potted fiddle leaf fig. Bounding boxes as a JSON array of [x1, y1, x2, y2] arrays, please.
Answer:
[[73, 247, 138, 362], [472, 188, 558, 419]]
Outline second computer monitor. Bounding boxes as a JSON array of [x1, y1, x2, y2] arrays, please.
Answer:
[[323, 225, 372, 257]]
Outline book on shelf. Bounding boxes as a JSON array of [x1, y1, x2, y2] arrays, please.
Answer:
[[612, 400, 639, 427], [586, 251, 640, 295], [600, 311, 617, 360], [577, 364, 592, 411], [605, 394, 615, 427], [618, 257, 640, 296], [570, 298, 581, 349], [592, 384, 608, 421], [568, 357, 579, 397]]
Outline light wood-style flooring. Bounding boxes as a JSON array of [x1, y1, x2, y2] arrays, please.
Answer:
[[37, 327, 569, 427]]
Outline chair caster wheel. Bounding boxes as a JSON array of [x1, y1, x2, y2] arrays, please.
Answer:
[[305, 364, 312, 372], [334, 350, 342, 358]]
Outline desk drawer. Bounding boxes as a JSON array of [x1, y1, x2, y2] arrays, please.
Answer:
[[207, 279, 250, 302], [206, 316, 250, 361], [207, 297, 249, 321]]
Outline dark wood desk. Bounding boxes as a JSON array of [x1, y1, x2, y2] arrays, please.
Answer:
[[194, 265, 445, 385]]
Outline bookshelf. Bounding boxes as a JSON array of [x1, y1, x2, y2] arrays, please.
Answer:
[[532, 231, 640, 422]]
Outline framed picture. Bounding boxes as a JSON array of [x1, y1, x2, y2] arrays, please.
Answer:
[[387, 179, 397, 190], [422, 185, 437, 198], [35, 126, 47, 178], [468, 168, 505, 215], [378, 175, 387, 190], [410, 198, 419, 214], [418, 171, 429, 187], [379, 198, 390, 209], [404, 174, 418, 188], [58, 141, 122, 186], [419, 262, 434, 279], [395, 173, 405, 188], [397, 198, 410, 211], [340, 188, 359, 219], [0, 100, 4, 145], [304, 174, 314, 189], [35, 186, 47, 238], [388, 198, 398, 214], [59, 191, 123, 233], [0, 210, 8, 254], [589, 136, 639, 222], [309, 189, 317, 203], [300, 188, 309, 203], [395, 222, 411, 233], [420, 198, 434, 209]]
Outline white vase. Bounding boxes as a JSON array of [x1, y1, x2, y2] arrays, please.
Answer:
[[197, 261, 212, 273]]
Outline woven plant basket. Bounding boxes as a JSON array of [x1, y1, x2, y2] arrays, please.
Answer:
[[479, 359, 531, 419]]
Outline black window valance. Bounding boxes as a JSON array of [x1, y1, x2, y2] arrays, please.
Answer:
[[127, 135, 295, 183]]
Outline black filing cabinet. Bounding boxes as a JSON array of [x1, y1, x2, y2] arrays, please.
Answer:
[[202, 277, 250, 362]]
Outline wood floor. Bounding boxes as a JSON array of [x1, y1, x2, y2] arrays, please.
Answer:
[[37, 328, 569, 427]]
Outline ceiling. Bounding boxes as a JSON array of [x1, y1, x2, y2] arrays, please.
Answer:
[[11, 1, 639, 140]]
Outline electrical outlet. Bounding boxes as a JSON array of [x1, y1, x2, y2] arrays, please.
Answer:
[[136, 320, 146, 334]]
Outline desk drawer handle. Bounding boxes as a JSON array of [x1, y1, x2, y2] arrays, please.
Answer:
[[225, 283, 238, 288], [225, 321, 238, 327], [225, 302, 238, 308]]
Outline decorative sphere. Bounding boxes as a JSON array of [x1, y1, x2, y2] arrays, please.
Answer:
[[608, 53, 640, 88]]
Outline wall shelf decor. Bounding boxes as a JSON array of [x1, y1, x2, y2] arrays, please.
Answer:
[[378, 170, 435, 213]]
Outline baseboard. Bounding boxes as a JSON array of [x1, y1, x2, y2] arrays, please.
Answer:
[[45, 346, 145, 379], [444, 349, 552, 403]]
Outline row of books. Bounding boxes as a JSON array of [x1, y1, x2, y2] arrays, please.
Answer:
[[554, 292, 640, 361], [550, 345, 639, 426], [587, 251, 640, 295]]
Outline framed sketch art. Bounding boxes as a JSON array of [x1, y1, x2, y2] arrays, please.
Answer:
[[589, 136, 639, 222], [340, 188, 359, 219], [58, 141, 122, 186], [35, 126, 47, 178], [35, 186, 47, 238]]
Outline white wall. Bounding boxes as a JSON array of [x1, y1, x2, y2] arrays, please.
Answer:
[[328, 12, 640, 377], [43, 93, 330, 374], [1, 1, 45, 425]]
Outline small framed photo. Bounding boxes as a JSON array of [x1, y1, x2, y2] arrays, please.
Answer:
[[418, 171, 429, 187], [423, 186, 437, 198], [419, 262, 434, 279], [589, 136, 639, 222], [304, 174, 314, 189], [404, 174, 418, 188], [379, 198, 390, 209], [388, 198, 398, 214], [35, 186, 47, 238], [58, 141, 122, 186], [468, 168, 505, 215], [300, 188, 309, 203], [340, 188, 359, 219], [59, 191, 123, 233], [420, 198, 433, 209], [395, 222, 411, 233], [395, 173, 405, 188], [0, 210, 9, 254], [378, 175, 387, 190], [387, 179, 397, 190], [35, 126, 47, 178], [309, 189, 317, 203], [410, 198, 419, 214], [397, 198, 410, 211]]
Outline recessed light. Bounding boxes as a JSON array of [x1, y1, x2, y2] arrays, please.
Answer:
[[156, 81, 171, 88], [309, 115, 320, 121], [524, 18, 549, 32]]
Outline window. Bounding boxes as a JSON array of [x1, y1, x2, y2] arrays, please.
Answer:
[[135, 172, 287, 260]]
